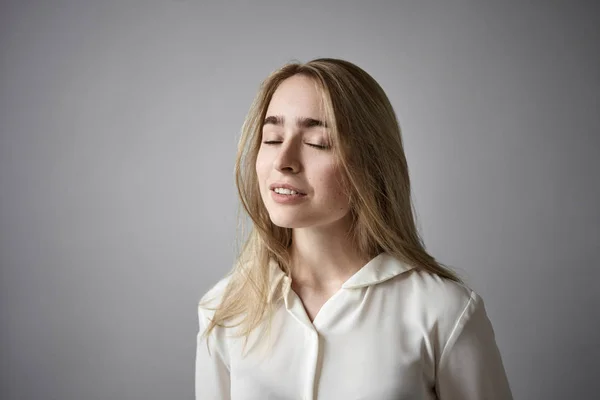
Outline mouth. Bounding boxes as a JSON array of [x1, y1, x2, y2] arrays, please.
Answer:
[[268, 183, 307, 195], [270, 188, 307, 196], [270, 189, 308, 203]]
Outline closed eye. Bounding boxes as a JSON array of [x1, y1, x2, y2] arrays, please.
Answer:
[[262, 141, 330, 150], [307, 143, 330, 149]]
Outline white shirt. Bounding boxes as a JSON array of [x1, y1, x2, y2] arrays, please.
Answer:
[[195, 252, 513, 399]]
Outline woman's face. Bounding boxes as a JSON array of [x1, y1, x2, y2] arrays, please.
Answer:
[[255, 74, 351, 229]]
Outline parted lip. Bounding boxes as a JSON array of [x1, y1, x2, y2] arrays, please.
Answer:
[[269, 182, 306, 195]]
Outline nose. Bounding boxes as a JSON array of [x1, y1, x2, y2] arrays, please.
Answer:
[[273, 140, 301, 173]]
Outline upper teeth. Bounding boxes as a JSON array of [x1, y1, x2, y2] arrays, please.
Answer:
[[274, 187, 300, 195]]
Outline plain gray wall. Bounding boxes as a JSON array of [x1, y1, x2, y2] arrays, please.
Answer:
[[1, 1, 598, 399]]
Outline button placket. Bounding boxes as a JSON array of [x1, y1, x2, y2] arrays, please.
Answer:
[[303, 327, 320, 400]]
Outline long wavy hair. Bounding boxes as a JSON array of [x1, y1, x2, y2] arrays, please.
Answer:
[[200, 58, 462, 354]]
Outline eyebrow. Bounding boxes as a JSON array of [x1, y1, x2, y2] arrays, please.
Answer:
[[263, 115, 328, 129]]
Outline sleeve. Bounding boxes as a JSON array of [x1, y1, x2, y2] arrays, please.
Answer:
[[195, 307, 231, 400], [435, 291, 513, 400]]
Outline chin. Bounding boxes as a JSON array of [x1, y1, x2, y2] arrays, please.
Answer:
[[268, 212, 312, 229], [269, 218, 306, 229]]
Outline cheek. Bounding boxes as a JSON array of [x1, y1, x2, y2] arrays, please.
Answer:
[[255, 152, 268, 178], [329, 169, 351, 207], [255, 162, 266, 192], [312, 164, 347, 198]]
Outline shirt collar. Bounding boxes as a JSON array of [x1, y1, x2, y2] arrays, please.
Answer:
[[341, 252, 414, 289], [267, 252, 414, 303]]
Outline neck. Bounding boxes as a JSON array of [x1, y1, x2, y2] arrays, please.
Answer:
[[288, 215, 370, 291]]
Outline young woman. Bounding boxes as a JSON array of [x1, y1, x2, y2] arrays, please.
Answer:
[[195, 58, 513, 399]]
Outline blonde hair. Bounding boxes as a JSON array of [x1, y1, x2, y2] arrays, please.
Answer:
[[200, 58, 462, 354]]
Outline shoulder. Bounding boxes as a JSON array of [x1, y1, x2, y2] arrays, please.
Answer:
[[199, 275, 233, 306], [386, 268, 484, 341], [403, 268, 477, 318], [392, 269, 479, 319], [196, 275, 234, 369], [394, 268, 490, 360], [373, 253, 477, 321], [197, 274, 233, 322]]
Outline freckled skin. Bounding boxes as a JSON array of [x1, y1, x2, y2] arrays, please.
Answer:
[[255, 75, 351, 229]]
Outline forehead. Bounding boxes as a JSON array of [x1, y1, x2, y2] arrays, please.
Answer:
[[266, 74, 325, 117]]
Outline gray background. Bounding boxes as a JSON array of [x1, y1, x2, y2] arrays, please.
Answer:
[[1, 1, 598, 399]]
